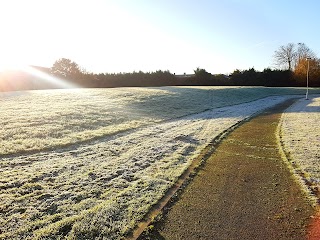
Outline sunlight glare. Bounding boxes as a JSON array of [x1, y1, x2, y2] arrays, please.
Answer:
[[22, 66, 78, 89]]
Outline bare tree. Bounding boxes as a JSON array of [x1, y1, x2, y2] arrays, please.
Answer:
[[273, 43, 296, 70], [295, 43, 315, 67]]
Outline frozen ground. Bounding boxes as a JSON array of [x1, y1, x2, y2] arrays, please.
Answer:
[[0, 86, 317, 155], [0, 92, 297, 239], [280, 95, 320, 187]]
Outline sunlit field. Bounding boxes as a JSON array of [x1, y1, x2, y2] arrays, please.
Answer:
[[1, 86, 319, 156], [1, 86, 320, 239], [280, 95, 320, 194]]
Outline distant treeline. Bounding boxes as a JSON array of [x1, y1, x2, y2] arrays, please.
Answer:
[[87, 68, 309, 88], [2, 42, 320, 92], [0, 65, 319, 92]]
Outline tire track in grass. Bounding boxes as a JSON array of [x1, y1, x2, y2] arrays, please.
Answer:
[[140, 99, 316, 240]]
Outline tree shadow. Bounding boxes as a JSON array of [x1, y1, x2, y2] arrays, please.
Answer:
[[124, 86, 320, 121]]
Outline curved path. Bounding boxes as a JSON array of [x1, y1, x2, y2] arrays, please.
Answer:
[[143, 100, 316, 240], [0, 96, 292, 239]]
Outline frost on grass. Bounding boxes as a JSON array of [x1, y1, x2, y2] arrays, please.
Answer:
[[0, 94, 295, 239], [0, 86, 317, 155], [281, 95, 320, 188]]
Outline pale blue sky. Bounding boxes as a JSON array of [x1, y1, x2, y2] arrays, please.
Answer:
[[0, 0, 319, 74]]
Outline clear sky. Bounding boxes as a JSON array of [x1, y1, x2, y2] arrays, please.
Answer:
[[0, 0, 319, 74]]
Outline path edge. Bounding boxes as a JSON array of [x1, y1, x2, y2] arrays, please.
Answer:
[[276, 98, 319, 207]]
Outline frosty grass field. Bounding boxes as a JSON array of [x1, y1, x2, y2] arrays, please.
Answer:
[[281, 96, 320, 191], [0, 86, 319, 239]]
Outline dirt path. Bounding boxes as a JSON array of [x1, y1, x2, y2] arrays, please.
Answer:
[[142, 100, 315, 240]]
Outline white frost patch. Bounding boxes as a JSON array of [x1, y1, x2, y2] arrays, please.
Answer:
[[0, 86, 316, 155], [0, 95, 294, 239], [281, 95, 320, 184]]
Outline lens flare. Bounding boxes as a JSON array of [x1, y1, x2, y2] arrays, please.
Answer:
[[308, 208, 320, 240], [22, 66, 78, 89], [0, 65, 79, 92]]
